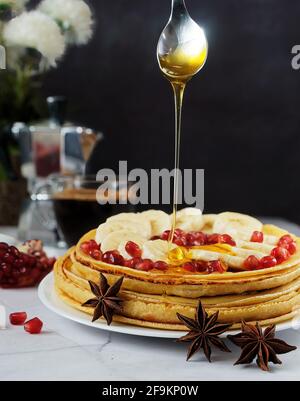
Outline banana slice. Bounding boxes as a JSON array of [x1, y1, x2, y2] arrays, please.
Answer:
[[101, 230, 146, 254], [201, 214, 217, 234], [172, 208, 203, 232], [96, 219, 151, 244], [189, 249, 245, 270], [141, 210, 171, 237], [107, 213, 141, 223], [142, 240, 176, 262], [213, 212, 263, 235]]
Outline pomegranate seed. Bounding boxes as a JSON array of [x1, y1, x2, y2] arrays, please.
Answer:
[[153, 261, 168, 271], [271, 247, 290, 264], [89, 240, 99, 251], [220, 234, 236, 246], [125, 241, 142, 258], [24, 317, 43, 334], [89, 249, 102, 261], [182, 262, 197, 272], [80, 241, 91, 254], [173, 237, 186, 246], [124, 258, 141, 268], [9, 246, 19, 257], [3, 254, 14, 265], [207, 234, 223, 245], [102, 251, 124, 266], [260, 256, 277, 269], [287, 241, 297, 255], [161, 230, 171, 240], [186, 232, 207, 247], [243, 255, 260, 270], [9, 312, 27, 325], [150, 235, 160, 241], [278, 236, 297, 255], [208, 260, 226, 273], [136, 259, 154, 271], [0, 243, 9, 251], [279, 235, 294, 245], [251, 231, 264, 243]]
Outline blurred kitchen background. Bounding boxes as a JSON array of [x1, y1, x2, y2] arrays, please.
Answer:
[[1, 0, 300, 239]]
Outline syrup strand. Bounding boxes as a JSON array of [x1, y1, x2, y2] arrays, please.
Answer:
[[169, 81, 186, 244]]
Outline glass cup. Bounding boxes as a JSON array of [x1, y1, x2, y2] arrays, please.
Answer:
[[33, 174, 137, 247]]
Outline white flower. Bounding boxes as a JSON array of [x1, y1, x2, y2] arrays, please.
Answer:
[[3, 11, 66, 66], [0, 0, 29, 12], [39, 0, 94, 45]]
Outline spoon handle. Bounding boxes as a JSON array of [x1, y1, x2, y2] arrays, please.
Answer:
[[171, 0, 187, 14]]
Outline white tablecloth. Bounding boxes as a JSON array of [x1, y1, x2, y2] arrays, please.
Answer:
[[1, 220, 300, 381]]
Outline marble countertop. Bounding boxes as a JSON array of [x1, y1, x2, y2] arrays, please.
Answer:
[[1, 220, 300, 381]]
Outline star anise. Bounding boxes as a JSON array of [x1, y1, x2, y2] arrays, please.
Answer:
[[228, 321, 297, 371], [176, 302, 232, 362], [82, 273, 124, 326]]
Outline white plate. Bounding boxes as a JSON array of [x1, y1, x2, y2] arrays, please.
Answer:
[[38, 273, 297, 339]]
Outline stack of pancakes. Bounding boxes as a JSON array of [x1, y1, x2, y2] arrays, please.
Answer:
[[54, 213, 300, 330]]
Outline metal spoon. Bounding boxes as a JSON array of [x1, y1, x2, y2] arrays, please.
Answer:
[[157, 0, 208, 241], [157, 0, 208, 82]]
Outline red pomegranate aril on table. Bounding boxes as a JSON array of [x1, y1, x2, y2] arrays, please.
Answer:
[[24, 317, 43, 334], [260, 256, 277, 269], [102, 251, 124, 266], [9, 312, 27, 326], [89, 249, 102, 261], [271, 247, 290, 264], [125, 241, 142, 258], [250, 231, 264, 243], [243, 255, 260, 270], [136, 259, 154, 272], [0, 243, 9, 251], [153, 261, 168, 271]]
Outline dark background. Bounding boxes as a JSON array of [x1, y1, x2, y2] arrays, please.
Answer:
[[41, 0, 300, 221]]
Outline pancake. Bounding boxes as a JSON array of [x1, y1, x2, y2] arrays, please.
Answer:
[[54, 211, 300, 329], [54, 256, 300, 330]]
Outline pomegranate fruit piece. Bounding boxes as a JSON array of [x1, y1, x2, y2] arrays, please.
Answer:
[[271, 247, 290, 264], [125, 241, 142, 258], [9, 312, 27, 325], [0, 241, 56, 289], [251, 231, 264, 243], [260, 256, 277, 269], [243, 255, 260, 270], [24, 317, 43, 334], [135, 259, 154, 271]]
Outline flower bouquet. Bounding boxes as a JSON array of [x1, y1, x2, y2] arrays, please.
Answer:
[[0, 0, 94, 223]]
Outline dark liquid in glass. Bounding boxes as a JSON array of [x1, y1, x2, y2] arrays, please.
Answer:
[[53, 188, 135, 246]]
